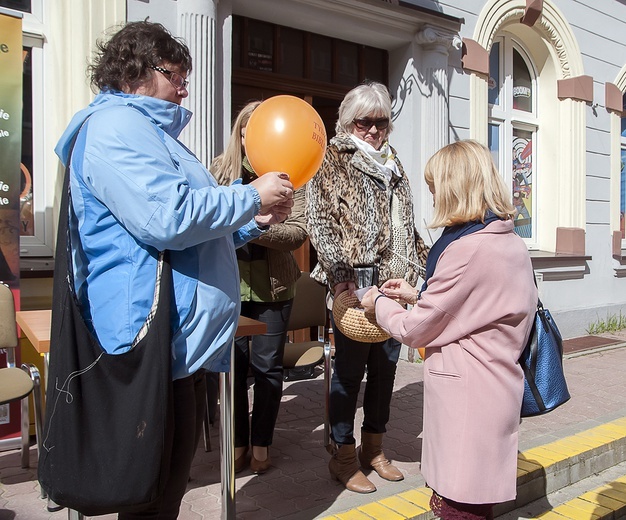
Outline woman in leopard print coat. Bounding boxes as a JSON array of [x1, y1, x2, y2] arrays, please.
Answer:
[[306, 81, 428, 494]]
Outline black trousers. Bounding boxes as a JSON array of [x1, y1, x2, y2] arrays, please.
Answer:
[[329, 315, 401, 445], [118, 371, 206, 520], [234, 299, 293, 448]]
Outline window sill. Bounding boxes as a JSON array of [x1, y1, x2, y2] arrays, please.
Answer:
[[529, 251, 591, 281], [20, 257, 54, 279], [612, 252, 626, 278]]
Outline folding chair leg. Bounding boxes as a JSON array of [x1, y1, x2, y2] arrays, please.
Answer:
[[20, 394, 30, 469], [323, 341, 332, 448], [19, 364, 43, 470], [21, 364, 46, 499]]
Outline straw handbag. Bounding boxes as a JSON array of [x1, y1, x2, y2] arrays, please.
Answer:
[[332, 291, 390, 343]]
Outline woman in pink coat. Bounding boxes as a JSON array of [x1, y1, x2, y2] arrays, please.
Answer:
[[362, 140, 537, 519]]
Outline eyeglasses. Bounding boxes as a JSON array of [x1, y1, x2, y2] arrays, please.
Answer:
[[149, 65, 189, 90], [353, 118, 389, 131]]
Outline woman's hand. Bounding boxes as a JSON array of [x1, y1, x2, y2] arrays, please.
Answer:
[[381, 278, 418, 305], [255, 198, 294, 226], [361, 285, 381, 314], [333, 281, 356, 297], [251, 172, 294, 213]]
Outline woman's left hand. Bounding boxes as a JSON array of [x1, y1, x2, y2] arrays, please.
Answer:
[[361, 285, 381, 314], [255, 198, 294, 226]]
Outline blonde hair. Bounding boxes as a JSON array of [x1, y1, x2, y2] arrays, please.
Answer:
[[335, 81, 394, 136], [211, 100, 261, 185], [424, 140, 515, 228]]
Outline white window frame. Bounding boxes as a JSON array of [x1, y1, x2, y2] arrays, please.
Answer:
[[489, 35, 539, 248], [20, 34, 51, 256]]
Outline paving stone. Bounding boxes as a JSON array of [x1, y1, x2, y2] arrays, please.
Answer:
[[2, 345, 626, 519]]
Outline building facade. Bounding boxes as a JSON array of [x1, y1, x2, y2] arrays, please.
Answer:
[[4, 0, 626, 339]]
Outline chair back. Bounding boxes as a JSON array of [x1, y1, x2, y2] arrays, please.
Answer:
[[287, 273, 327, 331], [0, 283, 18, 350]]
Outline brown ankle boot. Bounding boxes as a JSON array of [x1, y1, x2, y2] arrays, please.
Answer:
[[358, 431, 404, 482], [328, 442, 376, 493]]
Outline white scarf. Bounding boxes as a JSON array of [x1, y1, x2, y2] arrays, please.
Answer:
[[349, 134, 400, 182]]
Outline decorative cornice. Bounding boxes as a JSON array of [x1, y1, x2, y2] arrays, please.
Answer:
[[415, 25, 462, 52], [536, 15, 572, 78], [485, 8, 525, 50], [478, 2, 579, 79]]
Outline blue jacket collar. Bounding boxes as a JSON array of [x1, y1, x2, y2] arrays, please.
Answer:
[[55, 90, 192, 165]]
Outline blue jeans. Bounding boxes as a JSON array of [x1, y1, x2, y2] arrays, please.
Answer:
[[234, 299, 294, 448], [329, 315, 401, 445]]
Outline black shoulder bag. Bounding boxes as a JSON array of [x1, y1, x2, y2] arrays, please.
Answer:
[[38, 136, 174, 515]]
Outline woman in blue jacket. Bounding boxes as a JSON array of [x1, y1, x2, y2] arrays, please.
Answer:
[[54, 21, 293, 519]]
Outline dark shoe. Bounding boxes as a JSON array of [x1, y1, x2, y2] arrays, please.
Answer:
[[47, 498, 64, 512], [235, 447, 248, 473], [358, 430, 404, 482], [328, 442, 376, 493], [250, 448, 272, 474]]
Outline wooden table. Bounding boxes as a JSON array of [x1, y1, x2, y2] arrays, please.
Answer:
[[16, 309, 265, 356], [16, 309, 51, 354], [14, 309, 265, 520]]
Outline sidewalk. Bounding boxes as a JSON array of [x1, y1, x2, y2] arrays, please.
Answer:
[[2, 337, 626, 519]]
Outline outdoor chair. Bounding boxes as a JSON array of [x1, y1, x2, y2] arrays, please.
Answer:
[[0, 283, 44, 470], [282, 272, 332, 447], [201, 272, 334, 452]]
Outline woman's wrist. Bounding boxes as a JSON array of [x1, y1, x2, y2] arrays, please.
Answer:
[[374, 291, 387, 306]]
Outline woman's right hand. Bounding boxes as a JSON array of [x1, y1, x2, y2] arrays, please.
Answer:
[[381, 278, 418, 305], [250, 172, 294, 213]]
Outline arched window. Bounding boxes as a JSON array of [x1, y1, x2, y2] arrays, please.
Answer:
[[488, 36, 538, 244], [471, 0, 586, 255]]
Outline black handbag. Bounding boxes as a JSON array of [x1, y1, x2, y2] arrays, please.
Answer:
[[519, 295, 570, 417], [38, 146, 174, 515]]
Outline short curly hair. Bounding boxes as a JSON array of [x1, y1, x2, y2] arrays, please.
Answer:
[[89, 21, 192, 93]]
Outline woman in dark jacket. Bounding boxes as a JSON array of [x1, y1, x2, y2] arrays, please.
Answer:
[[212, 101, 308, 474]]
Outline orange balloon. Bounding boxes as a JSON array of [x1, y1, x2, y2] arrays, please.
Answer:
[[418, 348, 426, 360], [244, 95, 327, 189]]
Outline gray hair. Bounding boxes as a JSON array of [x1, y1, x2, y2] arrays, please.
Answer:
[[335, 81, 394, 136]]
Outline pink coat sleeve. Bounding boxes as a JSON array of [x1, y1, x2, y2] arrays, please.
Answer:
[[375, 242, 472, 350]]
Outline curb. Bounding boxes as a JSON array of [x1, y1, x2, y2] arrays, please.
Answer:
[[319, 417, 626, 520], [533, 474, 626, 520]]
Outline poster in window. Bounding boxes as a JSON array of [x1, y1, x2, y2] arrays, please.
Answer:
[[512, 130, 532, 238], [0, 11, 22, 287], [20, 47, 33, 236], [247, 22, 273, 72], [512, 49, 532, 113]]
